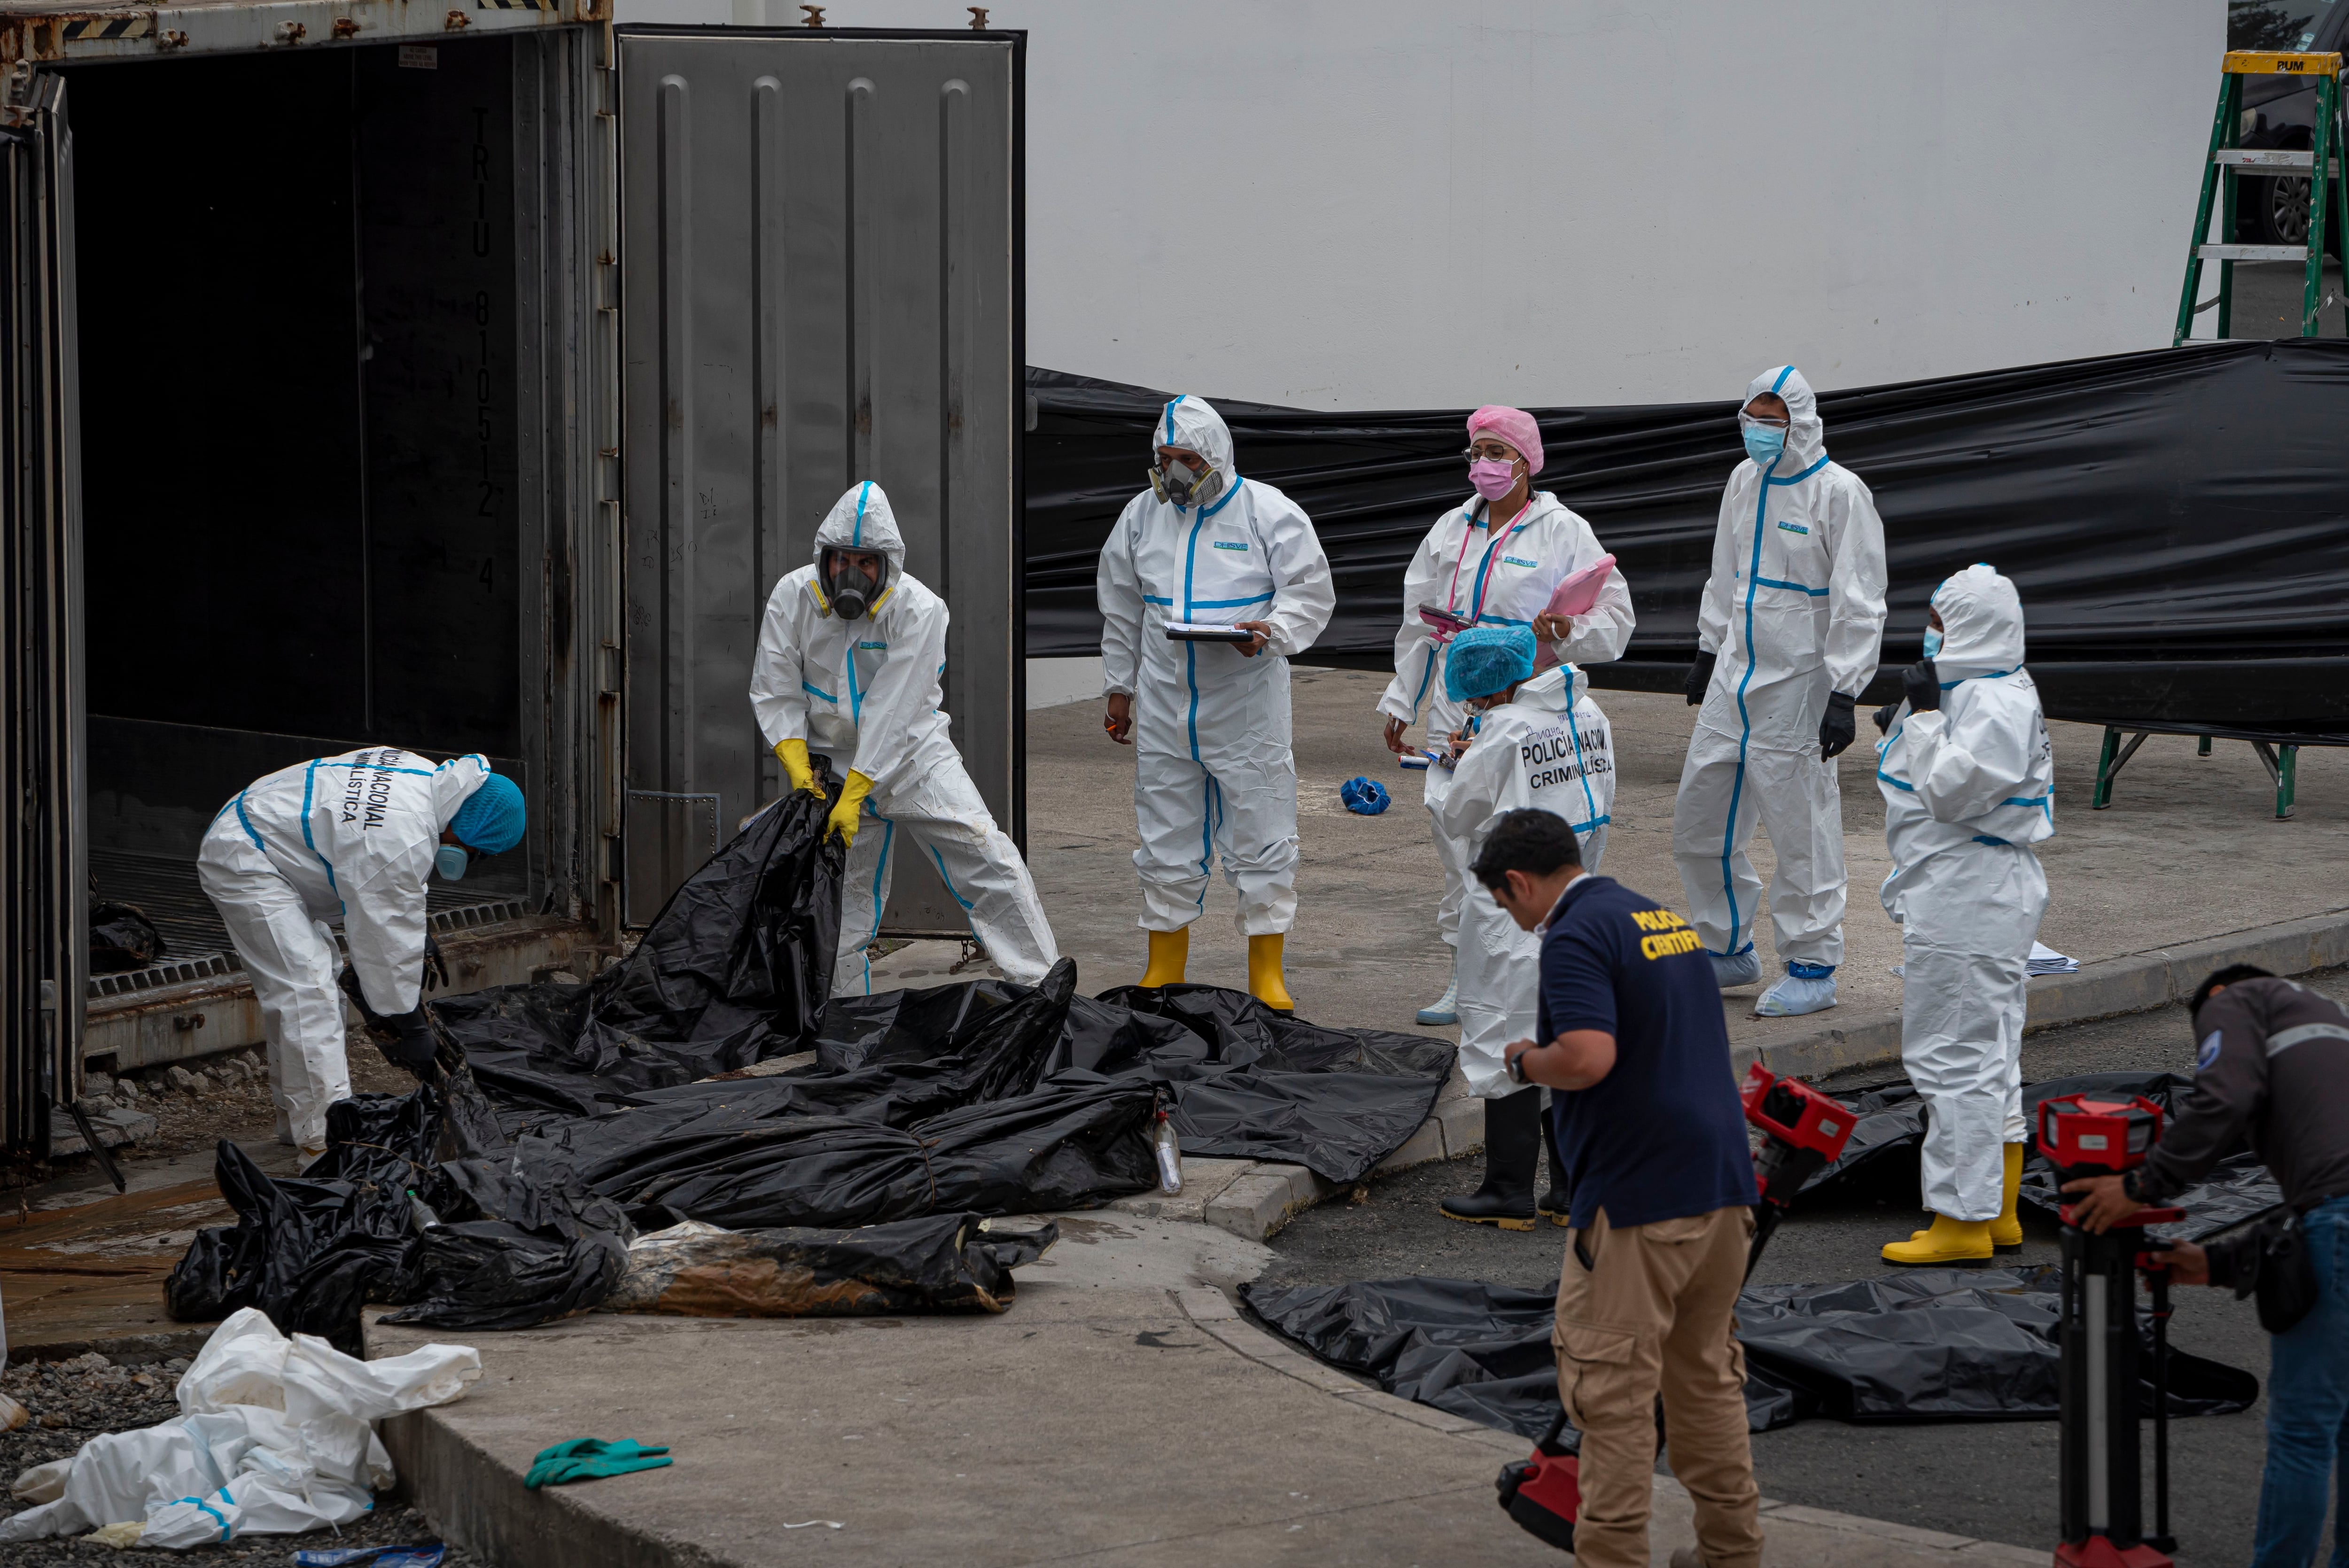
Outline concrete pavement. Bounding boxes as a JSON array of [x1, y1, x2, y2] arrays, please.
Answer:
[[1025, 668, 2349, 1062], [375, 1216, 2041, 1567]]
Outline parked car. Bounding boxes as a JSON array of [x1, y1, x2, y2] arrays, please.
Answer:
[[2231, 0, 2349, 249]]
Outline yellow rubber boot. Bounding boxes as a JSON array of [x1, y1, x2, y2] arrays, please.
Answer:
[[1989, 1142, 2025, 1250], [1882, 1213, 1994, 1267], [1140, 927, 1188, 988], [1248, 933, 1295, 1012]]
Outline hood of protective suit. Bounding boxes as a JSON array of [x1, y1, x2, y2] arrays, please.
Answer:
[[1155, 395, 1238, 491], [1511, 662, 1585, 714], [811, 481, 905, 615], [1744, 365, 1826, 471], [811, 481, 906, 573], [1928, 562, 2026, 679]]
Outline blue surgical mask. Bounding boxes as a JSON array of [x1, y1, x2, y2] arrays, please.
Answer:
[[1922, 628, 1943, 659], [1742, 425, 1786, 466], [434, 844, 469, 881]]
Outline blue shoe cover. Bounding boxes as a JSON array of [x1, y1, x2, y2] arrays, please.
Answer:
[[1710, 948, 1762, 989], [1416, 974, 1459, 1025], [1755, 970, 1837, 1016]]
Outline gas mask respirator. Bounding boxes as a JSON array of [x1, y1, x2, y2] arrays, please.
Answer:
[[824, 550, 887, 621], [1149, 455, 1225, 511]]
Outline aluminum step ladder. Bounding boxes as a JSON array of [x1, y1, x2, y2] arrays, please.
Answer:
[[2175, 49, 2349, 344]]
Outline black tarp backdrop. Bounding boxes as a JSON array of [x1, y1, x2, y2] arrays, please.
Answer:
[[1025, 342, 2349, 732]]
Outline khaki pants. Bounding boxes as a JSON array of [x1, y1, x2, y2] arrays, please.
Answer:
[[1553, 1203, 1763, 1568]]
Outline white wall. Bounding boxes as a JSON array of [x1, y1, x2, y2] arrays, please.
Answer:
[[617, 0, 2219, 407]]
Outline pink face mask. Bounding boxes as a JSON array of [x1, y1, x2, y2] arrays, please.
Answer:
[[1468, 457, 1519, 501]]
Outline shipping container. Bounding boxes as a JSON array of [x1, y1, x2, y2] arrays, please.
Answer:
[[0, 2, 1026, 1154]]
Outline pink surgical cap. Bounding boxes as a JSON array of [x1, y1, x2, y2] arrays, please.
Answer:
[[1467, 405, 1543, 476]]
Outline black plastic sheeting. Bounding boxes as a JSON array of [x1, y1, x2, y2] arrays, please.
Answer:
[[1243, 1268, 2260, 1450], [170, 784, 1453, 1338], [1802, 1069, 2284, 1244], [165, 1079, 630, 1349], [1024, 342, 2349, 729]]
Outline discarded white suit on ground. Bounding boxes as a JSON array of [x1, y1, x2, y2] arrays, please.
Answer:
[[0, 1308, 479, 1547], [1378, 491, 1632, 955], [751, 481, 1058, 994], [1431, 664, 1615, 1098], [1876, 564, 2054, 1221], [1096, 396, 1336, 934], [1673, 365, 1887, 970], [196, 749, 494, 1149]]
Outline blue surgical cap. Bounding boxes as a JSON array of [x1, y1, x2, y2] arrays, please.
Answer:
[[450, 772, 526, 855], [1444, 625, 1538, 703]]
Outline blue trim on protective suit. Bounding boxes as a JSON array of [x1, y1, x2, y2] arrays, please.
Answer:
[[928, 845, 976, 912], [233, 793, 264, 851], [846, 646, 864, 724], [1411, 645, 1438, 717], [1199, 475, 1244, 520], [1143, 595, 1173, 605], [1191, 590, 1275, 609], [1567, 712, 1602, 833], [1715, 448, 1778, 955], [299, 761, 337, 891], [173, 1496, 231, 1543], [1163, 395, 1185, 444], [1972, 835, 2012, 847], [802, 679, 837, 704], [852, 480, 871, 546], [1754, 578, 1828, 597]]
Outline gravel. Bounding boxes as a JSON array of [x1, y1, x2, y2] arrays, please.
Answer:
[[0, 1353, 494, 1563]]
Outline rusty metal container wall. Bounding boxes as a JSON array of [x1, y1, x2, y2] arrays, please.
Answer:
[[615, 30, 1018, 934]]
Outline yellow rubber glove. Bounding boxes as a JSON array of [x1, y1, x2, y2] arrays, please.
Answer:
[[773, 737, 825, 798], [825, 770, 875, 848]]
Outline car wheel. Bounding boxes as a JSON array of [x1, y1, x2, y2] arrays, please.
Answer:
[[2251, 174, 2313, 247]]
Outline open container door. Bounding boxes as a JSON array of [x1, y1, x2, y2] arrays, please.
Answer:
[[614, 26, 1023, 936], [0, 70, 85, 1155]]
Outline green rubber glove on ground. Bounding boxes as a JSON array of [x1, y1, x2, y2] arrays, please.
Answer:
[[523, 1437, 674, 1489]]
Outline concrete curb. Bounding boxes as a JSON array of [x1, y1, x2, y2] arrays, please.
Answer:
[[1737, 905, 2349, 1084], [1174, 1289, 2043, 1564], [1105, 1075, 1486, 1242]]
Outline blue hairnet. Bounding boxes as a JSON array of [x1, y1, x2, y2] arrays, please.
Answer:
[[450, 772, 526, 855], [1340, 776, 1390, 815], [1444, 625, 1537, 703]]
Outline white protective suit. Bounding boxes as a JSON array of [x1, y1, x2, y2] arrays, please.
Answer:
[[1377, 492, 1632, 953], [1672, 366, 1887, 970], [750, 481, 1058, 995], [1430, 665, 1615, 1098], [1096, 396, 1336, 934], [1875, 564, 2054, 1221], [196, 748, 494, 1149], [0, 1308, 479, 1546]]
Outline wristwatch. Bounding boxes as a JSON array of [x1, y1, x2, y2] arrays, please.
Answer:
[[1507, 1050, 1528, 1086]]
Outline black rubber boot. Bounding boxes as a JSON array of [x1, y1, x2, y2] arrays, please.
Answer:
[[1537, 1092, 1571, 1226], [1440, 1086, 1540, 1230]]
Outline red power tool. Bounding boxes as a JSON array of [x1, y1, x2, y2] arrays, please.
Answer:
[[2041, 1094, 2182, 1568], [1496, 1063, 1856, 1552]]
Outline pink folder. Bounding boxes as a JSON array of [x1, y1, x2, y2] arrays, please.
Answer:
[[1542, 554, 1616, 619], [1531, 555, 1616, 672]]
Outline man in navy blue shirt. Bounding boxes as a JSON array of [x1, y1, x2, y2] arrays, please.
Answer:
[[1480, 808, 1762, 1568]]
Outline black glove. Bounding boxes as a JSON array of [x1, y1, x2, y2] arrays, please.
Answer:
[[1818, 691, 1857, 759], [421, 934, 450, 994], [337, 965, 387, 1029], [1901, 657, 1943, 714], [1872, 700, 1901, 735], [1683, 649, 1718, 706], [376, 1008, 441, 1079]]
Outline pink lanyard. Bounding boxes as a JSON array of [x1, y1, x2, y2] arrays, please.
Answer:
[[1444, 497, 1533, 621]]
